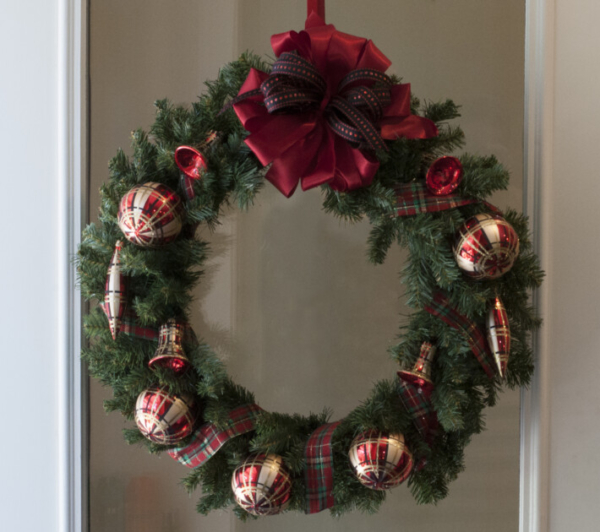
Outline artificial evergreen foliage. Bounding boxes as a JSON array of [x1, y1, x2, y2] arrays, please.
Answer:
[[77, 52, 543, 518]]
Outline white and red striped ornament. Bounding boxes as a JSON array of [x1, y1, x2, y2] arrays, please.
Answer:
[[103, 240, 127, 340], [453, 213, 520, 279], [118, 182, 184, 247], [232, 454, 292, 516], [348, 431, 413, 490], [134, 386, 198, 445], [486, 297, 511, 378]]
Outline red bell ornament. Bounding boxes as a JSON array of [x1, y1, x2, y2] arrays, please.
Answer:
[[425, 156, 463, 195], [398, 342, 436, 396], [232, 454, 292, 516], [397, 342, 438, 439], [174, 146, 207, 179], [103, 240, 127, 340], [148, 319, 191, 374], [118, 182, 184, 247], [348, 431, 413, 490], [453, 213, 520, 279], [486, 297, 511, 378], [134, 386, 198, 445]]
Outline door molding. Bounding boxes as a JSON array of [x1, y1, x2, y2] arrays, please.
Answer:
[[58, 0, 88, 531], [520, 0, 553, 531]]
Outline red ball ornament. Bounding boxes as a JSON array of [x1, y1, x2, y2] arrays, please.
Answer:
[[348, 431, 413, 490], [453, 213, 520, 279], [487, 296, 511, 378], [134, 386, 198, 444], [174, 146, 207, 179], [425, 156, 463, 195], [232, 454, 292, 516], [118, 182, 184, 247]]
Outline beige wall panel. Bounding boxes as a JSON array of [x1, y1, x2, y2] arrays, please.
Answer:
[[548, 1, 600, 530], [90, 1, 525, 530]]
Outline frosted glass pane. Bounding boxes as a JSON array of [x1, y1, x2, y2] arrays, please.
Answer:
[[89, 2, 525, 531]]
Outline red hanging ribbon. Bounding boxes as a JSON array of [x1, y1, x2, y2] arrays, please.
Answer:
[[231, 13, 438, 197], [307, 0, 325, 20]]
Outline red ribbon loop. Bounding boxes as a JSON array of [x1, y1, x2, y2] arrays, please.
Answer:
[[231, 15, 438, 197]]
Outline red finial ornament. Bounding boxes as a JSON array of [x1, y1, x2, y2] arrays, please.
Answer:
[[486, 297, 511, 378], [103, 240, 127, 340]]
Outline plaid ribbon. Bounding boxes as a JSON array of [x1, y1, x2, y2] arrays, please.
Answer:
[[424, 292, 497, 378], [395, 182, 500, 216], [168, 404, 263, 468], [397, 379, 436, 439], [118, 309, 200, 345], [304, 421, 341, 514], [119, 308, 159, 340]]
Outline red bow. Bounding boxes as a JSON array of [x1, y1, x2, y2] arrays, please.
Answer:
[[233, 13, 439, 197]]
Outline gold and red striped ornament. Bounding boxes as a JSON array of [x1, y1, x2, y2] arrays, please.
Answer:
[[486, 296, 511, 378], [453, 213, 520, 279], [134, 386, 198, 445], [118, 182, 184, 247], [232, 454, 292, 516], [103, 240, 127, 340], [148, 319, 191, 374], [348, 431, 413, 490]]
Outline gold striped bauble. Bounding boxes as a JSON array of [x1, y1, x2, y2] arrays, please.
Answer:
[[453, 213, 519, 279], [231, 454, 292, 516], [118, 182, 184, 247], [348, 431, 413, 490], [134, 386, 198, 444]]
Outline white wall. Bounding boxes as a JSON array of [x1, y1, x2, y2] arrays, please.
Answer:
[[0, 2, 60, 531]]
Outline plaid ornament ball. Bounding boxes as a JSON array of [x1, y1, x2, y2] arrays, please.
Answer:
[[348, 431, 413, 490], [134, 386, 198, 444], [118, 182, 184, 247], [232, 454, 292, 516], [453, 213, 519, 279]]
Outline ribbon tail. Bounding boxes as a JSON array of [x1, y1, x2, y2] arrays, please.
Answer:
[[245, 114, 318, 166], [266, 129, 324, 197], [381, 115, 439, 140], [300, 126, 336, 190]]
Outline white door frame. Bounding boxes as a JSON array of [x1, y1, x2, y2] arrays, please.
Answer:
[[57, 1, 552, 530], [520, 0, 553, 531], [58, 0, 88, 531]]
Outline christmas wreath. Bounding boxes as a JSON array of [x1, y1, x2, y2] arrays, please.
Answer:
[[77, 5, 542, 520]]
